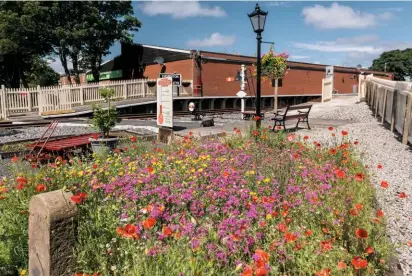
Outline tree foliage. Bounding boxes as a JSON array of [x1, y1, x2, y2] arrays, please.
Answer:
[[369, 49, 412, 81], [0, 1, 141, 88]]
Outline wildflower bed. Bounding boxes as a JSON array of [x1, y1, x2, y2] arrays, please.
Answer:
[[0, 128, 392, 275]]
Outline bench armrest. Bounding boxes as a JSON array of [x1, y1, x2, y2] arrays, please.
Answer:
[[297, 110, 309, 114]]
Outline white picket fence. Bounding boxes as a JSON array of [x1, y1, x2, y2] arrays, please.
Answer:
[[0, 79, 193, 118], [360, 75, 412, 144]]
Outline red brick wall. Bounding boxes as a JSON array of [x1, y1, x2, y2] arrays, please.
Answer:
[[60, 74, 87, 85], [333, 72, 358, 94], [144, 59, 193, 80]]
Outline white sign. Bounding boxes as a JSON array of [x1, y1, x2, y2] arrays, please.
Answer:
[[157, 77, 173, 128], [159, 73, 181, 86], [188, 102, 195, 112], [326, 66, 334, 77]]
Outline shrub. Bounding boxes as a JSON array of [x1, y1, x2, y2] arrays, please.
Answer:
[[91, 88, 121, 138]]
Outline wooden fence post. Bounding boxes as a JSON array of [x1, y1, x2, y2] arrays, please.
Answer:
[[391, 89, 398, 133], [80, 86, 84, 105], [28, 88, 33, 112], [0, 85, 7, 120], [143, 80, 146, 97], [382, 89, 388, 123], [402, 93, 412, 144], [123, 83, 128, 99]]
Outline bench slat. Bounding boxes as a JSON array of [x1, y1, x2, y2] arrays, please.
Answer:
[[287, 104, 312, 111]]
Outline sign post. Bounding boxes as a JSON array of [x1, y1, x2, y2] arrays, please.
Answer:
[[159, 73, 181, 97], [236, 64, 247, 119], [157, 77, 173, 143]]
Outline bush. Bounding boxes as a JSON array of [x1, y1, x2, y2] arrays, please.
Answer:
[[0, 129, 393, 275], [91, 88, 121, 138]]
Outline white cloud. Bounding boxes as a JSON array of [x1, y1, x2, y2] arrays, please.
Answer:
[[290, 55, 310, 60], [187, 33, 236, 47], [47, 58, 72, 74], [293, 42, 384, 54], [140, 1, 226, 19], [268, 2, 293, 7], [302, 3, 392, 29], [335, 35, 379, 45]]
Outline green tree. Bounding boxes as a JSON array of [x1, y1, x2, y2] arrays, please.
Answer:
[[25, 57, 60, 87], [370, 49, 412, 81]]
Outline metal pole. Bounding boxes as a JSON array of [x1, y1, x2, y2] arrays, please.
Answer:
[[241, 64, 246, 119], [256, 32, 262, 128]]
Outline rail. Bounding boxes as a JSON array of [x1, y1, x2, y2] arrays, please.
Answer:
[[0, 79, 193, 119], [359, 75, 412, 144]]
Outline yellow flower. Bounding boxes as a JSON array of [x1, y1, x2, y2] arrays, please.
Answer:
[[118, 172, 124, 176], [198, 168, 203, 173], [249, 170, 255, 175], [20, 270, 27, 276], [0, 186, 5, 193], [266, 214, 272, 220], [77, 171, 84, 177], [263, 177, 270, 183], [250, 192, 256, 196], [190, 168, 195, 173]]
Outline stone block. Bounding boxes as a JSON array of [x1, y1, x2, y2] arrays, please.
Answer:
[[29, 190, 77, 276]]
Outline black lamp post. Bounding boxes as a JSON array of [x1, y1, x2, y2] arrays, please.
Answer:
[[248, 3, 267, 128]]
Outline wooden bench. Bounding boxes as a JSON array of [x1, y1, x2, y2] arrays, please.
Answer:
[[242, 111, 265, 120], [271, 104, 312, 131]]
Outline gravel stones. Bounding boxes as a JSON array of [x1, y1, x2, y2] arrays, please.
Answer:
[[298, 102, 412, 275]]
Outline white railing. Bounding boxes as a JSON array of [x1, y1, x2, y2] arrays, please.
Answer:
[[360, 75, 412, 144], [0, 79, 193, 118], [321, 78, 333, 102]]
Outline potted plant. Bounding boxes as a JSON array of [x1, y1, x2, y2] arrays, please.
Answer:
[[89, 87, 121, 154]]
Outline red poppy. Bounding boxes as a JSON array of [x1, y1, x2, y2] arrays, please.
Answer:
[[16, 183, 25, 190], [354, 140, 359, 145], [341, 130, 348, 136], [350, 209, 359, 216], [329, 149, 336, 155], [287, 134, 295, 142], [407, 241, 412, 247], [322, 227, 329, 234], [354, 173, 365, 181], [242, 265, 253, 276], [92, 164, 98, 169], [162, 226, 173, 237], [335, 169, 345, 179], [316, 268, 331, 276], [255, 266, 267, 276], [337, 261, 347, 271], [277, 223, 287, 233], [11, 156, 18, 163], [31, 163, 38, 169], [381, 180, 389, 189], [148, 167, 154, 173], [294, 243, 302, 251], [304, 229, 313, 237], [253, 130, 259, 137], [303, 135, 309, 140], [366, 246, 374, 255], [91, 133, 98, 140], [328, 126, 334, 131], [254, 249, 269, 266], [355, 228, 368, 239], [376, 209, 384, 217], [398, 192, 407, 199], [36, 184, 46, 193], [355, 203, 363, 210], [285, 232, 297, 243], [222, 171, 229, 178], [143, 217, 156, 230], [320, 240, 332, 252], [130, 136, 137, 142], [188, 131, 193, 136], [254, 115, 261, 121], [16, 176, 27, 185], [351, 256, 368, 269], [71, 192, 87, 204], [377, 164, 383, 169]]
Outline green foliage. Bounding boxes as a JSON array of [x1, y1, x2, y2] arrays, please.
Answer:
[[260, 45, 289, 80], [91, 88, 121, 138], [25, 57, 59, 87], [369, 49, 412, 81]]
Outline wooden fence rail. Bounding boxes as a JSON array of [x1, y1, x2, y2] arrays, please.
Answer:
[[0, 79, 193, 119], [359, 75, 412, 144]]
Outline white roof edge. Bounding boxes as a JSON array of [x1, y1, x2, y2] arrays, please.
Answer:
[[141, 44, 191, 54]]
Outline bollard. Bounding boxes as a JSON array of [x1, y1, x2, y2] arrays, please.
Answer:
[[29, 190, 77, 276]]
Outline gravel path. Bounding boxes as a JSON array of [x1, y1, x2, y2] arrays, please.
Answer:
[[297, 102, 412, 275]]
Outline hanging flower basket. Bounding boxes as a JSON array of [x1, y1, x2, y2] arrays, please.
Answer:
[[182, 81, 191, 87], [147, 80, 156, 87]]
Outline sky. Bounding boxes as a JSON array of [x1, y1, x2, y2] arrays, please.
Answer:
[[50, 1, 412, 73]]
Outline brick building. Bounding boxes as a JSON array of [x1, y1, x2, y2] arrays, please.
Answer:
[[60, 43, 392, 98]]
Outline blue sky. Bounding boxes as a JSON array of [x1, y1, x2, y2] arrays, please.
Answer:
[[50, 1, 412, 73]]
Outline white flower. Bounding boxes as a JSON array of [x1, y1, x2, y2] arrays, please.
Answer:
[[111, 265, 116, 271]]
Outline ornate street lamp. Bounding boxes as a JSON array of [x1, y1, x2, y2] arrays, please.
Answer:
[[248, 3, 267, 128]]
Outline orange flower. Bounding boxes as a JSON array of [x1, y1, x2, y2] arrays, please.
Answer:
[[350, 209, 359, 216], [328, 126, 334, 131], [366, 246, 374, 255], [222, 171, 229, 178], [351, 256, 368, 269], [143, 217, 157, 230], [337, 261, 347, 271], [242, 265, 253, 276], [304, 229, 313, 237], [316, 268, 331, 276], [341, 130, 348, 136], [36, 184, 46, 193], [148, 167, 154, 173], [354, 173, 365, 182], [377, 164, 383, 169], [329, 149, 336, 155], [381, 180, 389, 189], [255, 266, 268, 276], [398, 192, 407, 199], [254, 249, 269, 265], [121, 224, 139, 240], [11, 156, 18, 163], [285, 232, 297, 243], [355, 203, 363, 210], [355, 228, 368, 239], [335, 169, 345, 179], [277, 223, 287, 233], [376, 209, 384, 217]]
